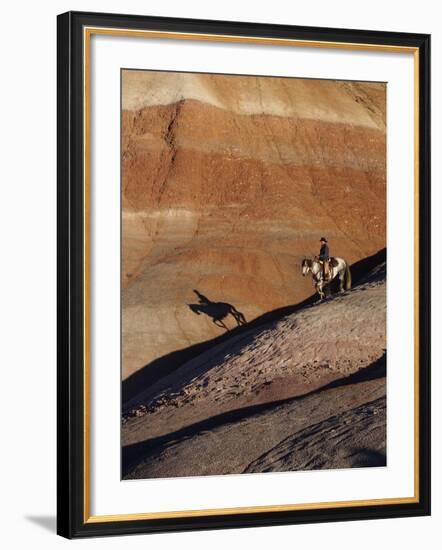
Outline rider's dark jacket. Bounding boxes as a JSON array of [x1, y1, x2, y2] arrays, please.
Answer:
[[319, 244, 330, 261]]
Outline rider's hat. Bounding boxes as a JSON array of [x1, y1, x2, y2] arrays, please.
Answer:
[[320, 236, 328, 243]]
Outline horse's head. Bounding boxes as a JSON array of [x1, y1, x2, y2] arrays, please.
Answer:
[[188, 303, 202, 315], [301, 258, 312, 277]]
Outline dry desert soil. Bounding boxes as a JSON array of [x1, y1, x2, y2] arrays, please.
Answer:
[[122, 258, 386, 479]]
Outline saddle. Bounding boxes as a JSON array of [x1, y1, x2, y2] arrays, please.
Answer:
[[322, 257, 337, 280]]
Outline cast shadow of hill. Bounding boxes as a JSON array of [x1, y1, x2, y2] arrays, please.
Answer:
[[122, 352, 386, 477], [122, 248, 386, 405]]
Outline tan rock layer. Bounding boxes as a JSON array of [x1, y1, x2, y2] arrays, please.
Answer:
[[122, 71, 386, 129]]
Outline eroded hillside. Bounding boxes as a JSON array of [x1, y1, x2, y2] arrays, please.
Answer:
[[122, 261, 386, 478], [122, 71, 386, 386]]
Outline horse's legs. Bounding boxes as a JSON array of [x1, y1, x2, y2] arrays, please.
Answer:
[[316, 282, 325, 300], [230, 308, 242, 326], [213, 319, 228, 330], [236, 310, 246, 325], [339, 271, 345, 292], [230, 307, 247, 326], [315, 283, 320, 299]]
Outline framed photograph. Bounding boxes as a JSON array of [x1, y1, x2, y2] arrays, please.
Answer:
[[57, 11, 431, 538]]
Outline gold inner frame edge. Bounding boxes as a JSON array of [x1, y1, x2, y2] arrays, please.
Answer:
[[82, 26, 420, 524]]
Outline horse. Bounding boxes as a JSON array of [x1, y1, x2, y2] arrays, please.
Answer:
[[301, 257, 351, 300]]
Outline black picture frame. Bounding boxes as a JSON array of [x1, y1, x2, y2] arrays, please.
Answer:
[[57, 10, 431, 539]]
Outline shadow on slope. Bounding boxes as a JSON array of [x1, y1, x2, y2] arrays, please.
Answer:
[[188, 289, 247, 330], [122, 248, 386, 405], [122, 353, 385, 477]]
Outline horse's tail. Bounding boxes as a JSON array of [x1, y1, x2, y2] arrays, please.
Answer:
[[344, 264, 352, 290]]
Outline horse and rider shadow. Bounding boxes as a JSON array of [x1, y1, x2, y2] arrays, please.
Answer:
[[188, 290, 246, 330]]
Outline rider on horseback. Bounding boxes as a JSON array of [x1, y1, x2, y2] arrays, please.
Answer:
[[318, 237, 330, 280], [301, 244, 351, 300]]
